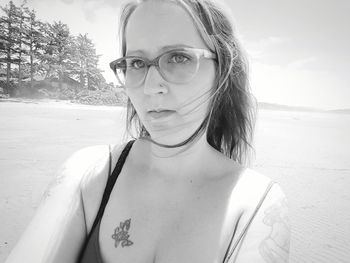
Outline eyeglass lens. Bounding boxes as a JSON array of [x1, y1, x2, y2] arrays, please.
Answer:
[[115, 50, 200, 87]]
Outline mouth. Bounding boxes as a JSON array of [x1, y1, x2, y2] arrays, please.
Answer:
[[147, 109, 175, 119]]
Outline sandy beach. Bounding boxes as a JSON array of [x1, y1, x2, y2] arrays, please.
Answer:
[[0, 99, 349, 262]]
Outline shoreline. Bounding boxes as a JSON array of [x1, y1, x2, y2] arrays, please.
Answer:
[[0, 98, 125, 111], [2, 97, 348, 115]]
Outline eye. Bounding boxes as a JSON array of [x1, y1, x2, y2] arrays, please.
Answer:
[[169, 54, 189, 64], [129, 59, 145, 69]]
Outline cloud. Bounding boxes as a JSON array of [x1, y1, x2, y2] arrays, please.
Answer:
[[244, 36, 290, 60], [47, 0, 121, 22], [286, 57, 318, 70]]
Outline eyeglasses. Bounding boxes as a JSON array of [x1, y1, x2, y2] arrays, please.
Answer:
[[109, 47, 216, 88]]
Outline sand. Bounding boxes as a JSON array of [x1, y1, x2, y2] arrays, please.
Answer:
[[0, 99, 349, 262]]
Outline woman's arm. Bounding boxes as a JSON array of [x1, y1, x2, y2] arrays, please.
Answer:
[[5, 145, 110, 263], [230, 183, 291, 263]]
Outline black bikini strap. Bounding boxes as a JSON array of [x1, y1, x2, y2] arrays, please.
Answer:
[[90, 140, 135, 234], [108, 144, 112, 177]]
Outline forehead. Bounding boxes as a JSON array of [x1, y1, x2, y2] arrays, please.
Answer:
[[125, 1, 207, 56]]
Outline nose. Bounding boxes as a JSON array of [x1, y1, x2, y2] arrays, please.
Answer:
[[143, 65, 168, 95]]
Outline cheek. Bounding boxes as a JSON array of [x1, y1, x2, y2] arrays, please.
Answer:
[[191, 62, 216, 94], [126, 88, 143, 112], [204, 62, 217, 88]]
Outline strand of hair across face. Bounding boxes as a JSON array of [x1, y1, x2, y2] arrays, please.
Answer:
[[140, 48, 238, 126], [141, 55, 238, 129], [139, 41, 240, 148], [142, 53, 238, 138], [140, 62, 238, 147], [171, 51, 238, 115]]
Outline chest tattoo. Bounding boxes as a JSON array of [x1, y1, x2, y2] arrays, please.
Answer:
[[111, 218, 134, 248]]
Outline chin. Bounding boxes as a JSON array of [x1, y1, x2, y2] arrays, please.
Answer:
[[147, 125, 199, 146]]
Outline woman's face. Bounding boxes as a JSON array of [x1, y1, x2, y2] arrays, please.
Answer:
[[125, 0, 216, 145]]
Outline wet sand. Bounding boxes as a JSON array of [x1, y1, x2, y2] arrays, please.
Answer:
[[0, 100, 349, 262]]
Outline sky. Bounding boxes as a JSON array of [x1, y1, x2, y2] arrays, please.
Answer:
[[1, 0, 349, 110]]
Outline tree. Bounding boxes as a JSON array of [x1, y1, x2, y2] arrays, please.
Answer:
[[72, 33, 105, 90], [23, 7, 44, 89], [41, 21, 74, 91], [0, 1, 108, 99], [0, 1, 22, 94], [0, 1, 37, 93], [13, 2, 31, 90]]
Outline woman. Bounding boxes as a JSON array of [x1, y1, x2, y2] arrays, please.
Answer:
[[6, 0, 290, 262]]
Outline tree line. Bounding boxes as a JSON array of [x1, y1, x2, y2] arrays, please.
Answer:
[[0, 0, 119, 102]]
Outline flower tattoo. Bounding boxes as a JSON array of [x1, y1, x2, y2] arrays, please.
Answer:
[[259, 198, 290, 262], [111, 218, 134, 248]]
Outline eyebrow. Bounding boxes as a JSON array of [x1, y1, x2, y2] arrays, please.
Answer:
[[126, 44, 194, 56]]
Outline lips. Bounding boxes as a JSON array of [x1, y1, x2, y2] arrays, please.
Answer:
[[147, 109, 175, 119]]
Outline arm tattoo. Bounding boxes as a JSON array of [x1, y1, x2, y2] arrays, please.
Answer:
[[41, 170, 66, 201], [111, 218, 134, 248], [259, 198, 290, 262]]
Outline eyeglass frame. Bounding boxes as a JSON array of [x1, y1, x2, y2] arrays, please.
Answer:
[[109, 47, 217, 88]]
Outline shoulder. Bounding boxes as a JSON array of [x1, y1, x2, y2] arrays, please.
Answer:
[[41, 145, 111, 201], [78, 142, 129, 188], [79, 141, 130, 232], [5, 145, 123, 263], [227, 168, 277, 212], [45, 142, 129, 223], [55, 145, 110, 182], [240, 168, 287, 212], [235, 168, 288, 228], [227, 169, 290, 262], [56, 143, 128, 188]]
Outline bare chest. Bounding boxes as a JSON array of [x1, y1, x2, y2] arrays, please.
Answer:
[[98, 167, 242, 263]]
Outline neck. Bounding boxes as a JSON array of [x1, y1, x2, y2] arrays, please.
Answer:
[[135, 131, 217, 179], [149, 130, 207, 158]]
